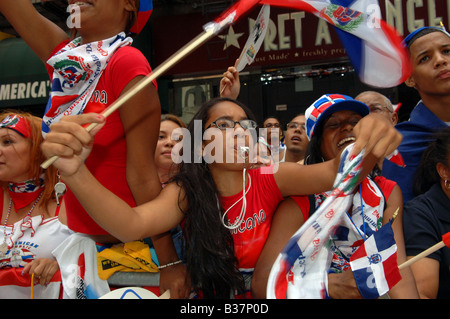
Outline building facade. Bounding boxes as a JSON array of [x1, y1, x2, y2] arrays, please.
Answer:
[[0, 0, 445, 125]]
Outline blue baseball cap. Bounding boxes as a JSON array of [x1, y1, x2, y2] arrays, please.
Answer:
[[403, 26, 450, 47], [305, 94, 369, 139]]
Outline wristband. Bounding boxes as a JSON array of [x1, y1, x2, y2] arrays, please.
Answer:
[[158, 260, 183, 270]]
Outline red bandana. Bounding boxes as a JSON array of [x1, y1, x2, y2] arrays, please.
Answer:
[[7, 191, 42, 213], [0, 115, 31, 138], [8, 177, 45, 213]]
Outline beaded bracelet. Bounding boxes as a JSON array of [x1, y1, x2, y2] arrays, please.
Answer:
[[158, 260, 183, 270]]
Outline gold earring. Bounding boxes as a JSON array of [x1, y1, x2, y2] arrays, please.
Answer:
[[445, 179, 450, 190]]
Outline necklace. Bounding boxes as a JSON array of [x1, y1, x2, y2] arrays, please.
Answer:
[[221, 168, 252, 230], [0, 191, 43, 257]]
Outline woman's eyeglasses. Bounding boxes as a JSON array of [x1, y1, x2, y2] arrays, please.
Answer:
[[209, 118, 258, 130]]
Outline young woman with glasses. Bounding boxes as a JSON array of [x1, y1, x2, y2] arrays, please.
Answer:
[[41, 97, 402, 298]]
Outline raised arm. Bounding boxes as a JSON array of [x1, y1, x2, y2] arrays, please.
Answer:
[[40, 113, 186, 243], [220, 60, 240, 99], [0, 0, 69, 62], [274, 113, 402, 197], [119, 77, 191, 298], [68, 165, 185, 242]]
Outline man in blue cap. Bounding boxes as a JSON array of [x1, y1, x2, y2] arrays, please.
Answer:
[[382, 26, 450, 204]]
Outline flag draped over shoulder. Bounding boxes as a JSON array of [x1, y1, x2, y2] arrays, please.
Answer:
[[260, 0, 410, 88], [267, 143, 363, 299]]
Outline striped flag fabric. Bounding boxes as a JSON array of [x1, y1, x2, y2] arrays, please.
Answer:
[[267, 143, 363, 299], [0, 268, 63, 299], [350, 221, 401, 299], [130, 0, 153, 34], [260, 0, 410, 88], [203, 0, 261, 34], [385, 149, 405, 167]]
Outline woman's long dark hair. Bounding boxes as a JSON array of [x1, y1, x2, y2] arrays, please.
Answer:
[[413, 127, 450, 196], [304, 123, 325, 166], [171, 97, 256, 298]]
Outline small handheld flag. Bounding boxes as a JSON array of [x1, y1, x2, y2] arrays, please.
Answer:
[[267, 143, 364, 299], [236, 4, 270, 72], [444, 232, 450, 247], [350, 221, 402, 299]]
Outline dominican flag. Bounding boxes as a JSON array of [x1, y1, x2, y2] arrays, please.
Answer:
[[350, 221, 401, 299], [260, 0, 410, 88], [130, 0, 153, 34], [267, 144, 364, 299]]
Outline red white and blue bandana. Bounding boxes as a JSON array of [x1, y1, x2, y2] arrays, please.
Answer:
[[0, 115, 31, 138], [42, 33, 132, 136]]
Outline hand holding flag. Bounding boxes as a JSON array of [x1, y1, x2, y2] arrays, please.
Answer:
[[41, 0, 261, 169], [220, 4, 270, 96], [267, 143, 364, 299]]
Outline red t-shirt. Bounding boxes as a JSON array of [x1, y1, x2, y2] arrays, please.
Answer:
[[47, 42, 153, 234], [291, 195, 310, 221], [220, 166, 284, 271]]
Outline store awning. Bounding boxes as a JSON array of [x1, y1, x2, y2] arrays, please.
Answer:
[[0, 38, 51, 108]]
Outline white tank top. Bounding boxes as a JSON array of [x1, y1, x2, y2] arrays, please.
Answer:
[[0, 215, 73, 268]]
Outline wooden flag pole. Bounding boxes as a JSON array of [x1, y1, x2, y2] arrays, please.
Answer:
[[398, 232, 450, 270], [41, 29, 215, 169], [398, 241, 446, 270]]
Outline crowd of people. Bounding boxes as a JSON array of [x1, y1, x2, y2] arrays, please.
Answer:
[[0, 0, 448, 299]]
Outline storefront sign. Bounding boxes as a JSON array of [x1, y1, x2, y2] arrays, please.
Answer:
[[152, 0, 449, 75], [0, 78, 51, 107]]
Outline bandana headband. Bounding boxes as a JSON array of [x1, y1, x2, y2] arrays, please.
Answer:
[[0, 115, 31, 138], [130, 0, 153, 34]]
